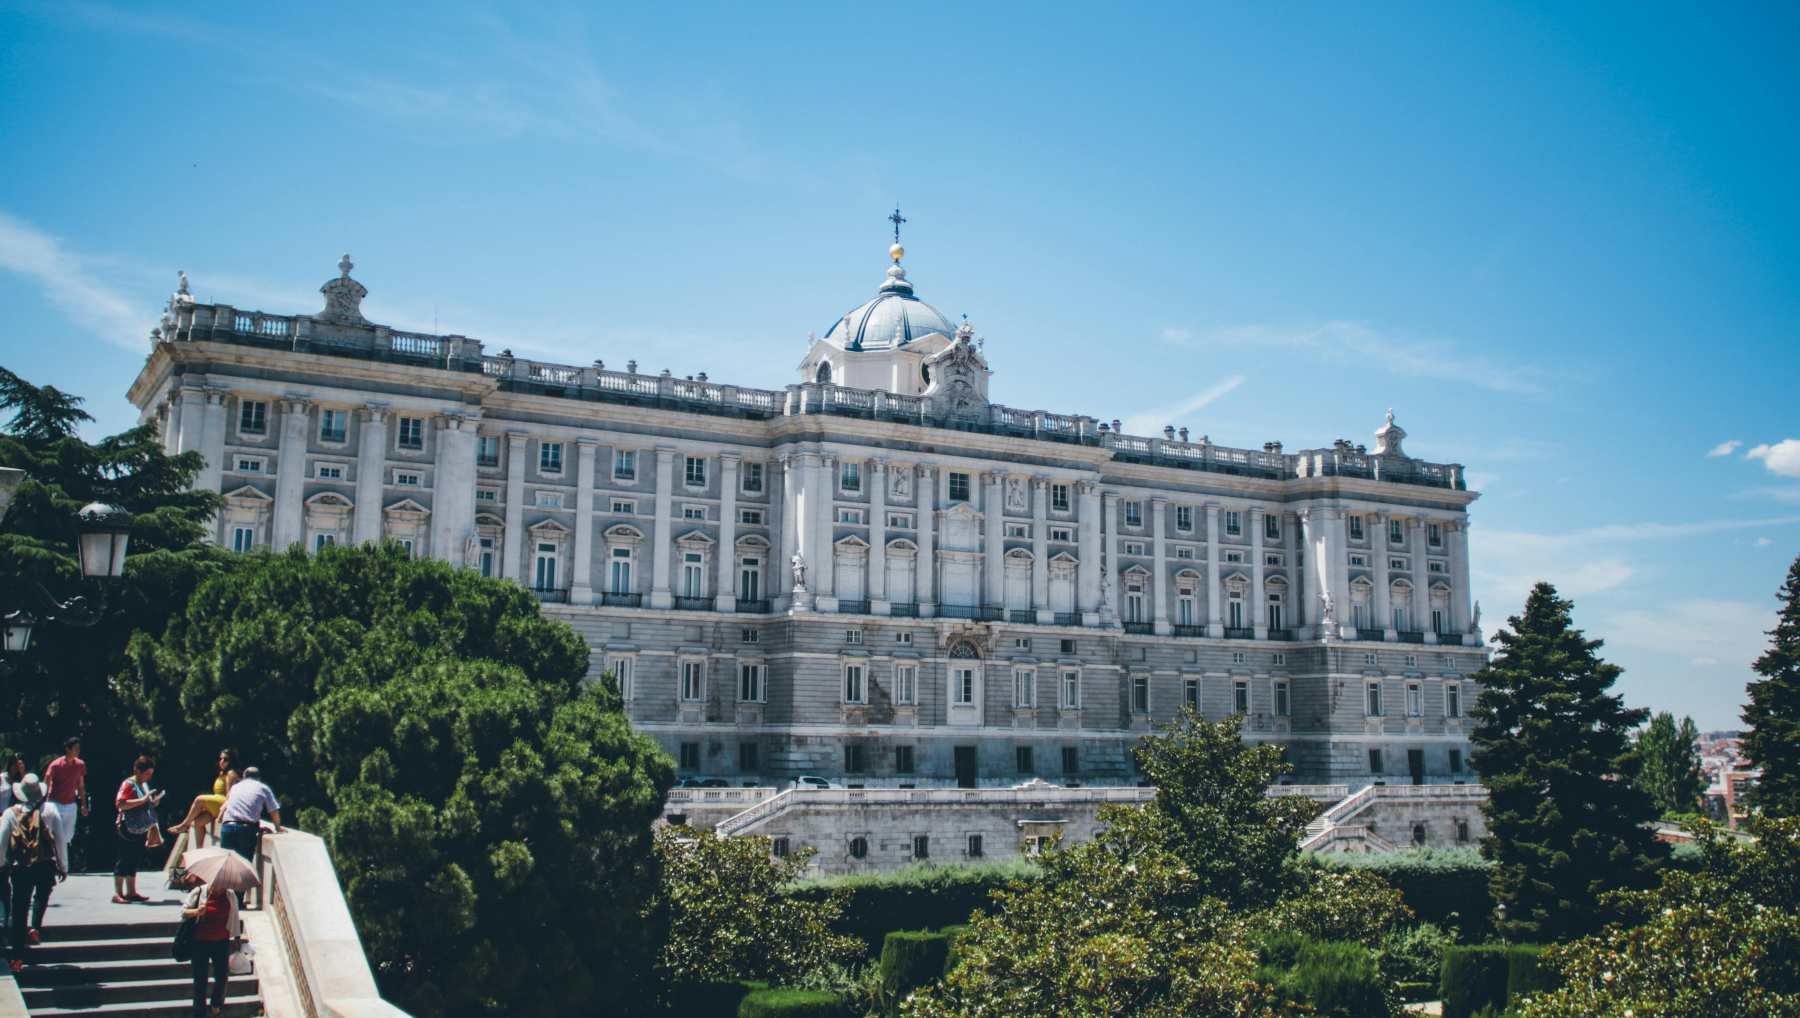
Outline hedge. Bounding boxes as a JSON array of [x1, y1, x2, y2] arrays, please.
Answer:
[[1505, 945, 1554, 1003], [879, 930, 955, 1011], [1440, 945, 1510, 1018], [1257, 937, 1389, 1018], [785, 861, 1038, 952], [663, 980, 763, 1015], [1313, 849, 1496, 938], [738, 989, 852, 1018]]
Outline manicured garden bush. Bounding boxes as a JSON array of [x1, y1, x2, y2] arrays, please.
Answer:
[[1440, 944, 1511, 1018], [939, 924, 970, 975], [878, 930, 954, 1011], [1378, 921, 1457, 985], [784, 861, 1039, 953], [1282, 940, 1391, 1018], [662, 980, 762, 1015], [1313, 848, 1496, 939], [1504, 944, 1554, 1003], [737, 988, 852, 1018]]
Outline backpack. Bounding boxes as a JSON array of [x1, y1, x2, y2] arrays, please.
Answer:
[[8, 806, 56, 869]]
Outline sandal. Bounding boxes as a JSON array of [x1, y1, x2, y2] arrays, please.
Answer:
[[111, 894, 130, 904], [125, 893, 150, 902]]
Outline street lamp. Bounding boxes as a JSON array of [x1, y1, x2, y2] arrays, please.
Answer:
[[2, 610, 33, 653], [76, 502, 133, 580]]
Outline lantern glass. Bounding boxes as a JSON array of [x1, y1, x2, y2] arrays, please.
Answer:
[[75, 502, 133, 579], [2, 613, 32, 654]]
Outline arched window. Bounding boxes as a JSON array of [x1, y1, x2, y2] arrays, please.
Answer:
[[849, 836, 868, 859], [1411, 823, 1427, 846], [815, 360, 833, 384]]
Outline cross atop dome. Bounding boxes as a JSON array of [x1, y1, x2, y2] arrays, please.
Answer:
[[888, 205, 906, 246]]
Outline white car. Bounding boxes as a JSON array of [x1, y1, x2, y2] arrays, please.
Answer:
[[794, 775, 833, 790]]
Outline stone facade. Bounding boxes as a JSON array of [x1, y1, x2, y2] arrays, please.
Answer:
[[127, 244, 1489, 791]]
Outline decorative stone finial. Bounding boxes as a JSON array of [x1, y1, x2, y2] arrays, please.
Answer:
[[339, 253, 354, 278], [955, 317, 975, 343], [319, 253, 369, 324], [1374, 408, 1408, 456], [177, 270, 190, 296]]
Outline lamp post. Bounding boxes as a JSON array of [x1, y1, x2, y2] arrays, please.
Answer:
[[0, 501, 133, 676], [77, 502, 133, 580], [2, 610, 32, 654]]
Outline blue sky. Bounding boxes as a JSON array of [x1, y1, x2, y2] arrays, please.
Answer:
[[2, 2, 1796, 729]]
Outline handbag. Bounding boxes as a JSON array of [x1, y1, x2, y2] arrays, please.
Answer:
[[228, 941, 255, 976], [145, 823, 164, 849], [118, 781, 157, 836], [172, 916, 196, 962]]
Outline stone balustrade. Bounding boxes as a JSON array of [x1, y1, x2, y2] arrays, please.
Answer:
[[260, 830, 413, 1018]]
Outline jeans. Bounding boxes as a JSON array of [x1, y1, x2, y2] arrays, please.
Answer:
[[218, 822, 258, 863], [42, 801, 77, 874], [8, 864, 54, 960], [190, 938, 231, 1016]]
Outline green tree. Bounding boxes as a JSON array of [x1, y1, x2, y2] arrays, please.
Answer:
[[1743, 554, 1800, 817], [129, 544, 673, 1017], [1513, 816, 1800, 1018], [651, 826, 861, 988], [1634, 711, 1704, 816], [1470, 582, 1667, 942], [0, 368, 226, 857]]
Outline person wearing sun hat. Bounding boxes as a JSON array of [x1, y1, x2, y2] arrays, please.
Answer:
[[1, 773, 64, 971]]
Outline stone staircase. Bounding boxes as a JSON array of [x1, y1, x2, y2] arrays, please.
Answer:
[[11, 875, 261, 1017]]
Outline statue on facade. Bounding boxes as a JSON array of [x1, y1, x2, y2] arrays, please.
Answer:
[[462, 531, 481, 570], [790, 552, 807, 590], [1472, 601, 1482, 631], [891, 466, 911, 499], [1320, 592, 1337, 628], [1100, 570, 1116, 618], [1006, 477, 1027, 511]]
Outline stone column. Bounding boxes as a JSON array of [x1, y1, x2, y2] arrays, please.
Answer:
[[775, 455, 799, 610], [814, 453, 836, 607], [1151, 495, 1171, 635], [504, 432, 528, 582], [983, 472, 1005, 610], [916, 465, 936, 615], [175, 386, 207, 461], [1031, 477, 1051, 623], [1250, 507, 1268, 637], [162, 396, 182, 456], [1300, 508, 1321, 640], [788, 453, 815, 610], [1204, 502, 1223, 638], [430, 413, 478, 567], [1287, 512, 1305, 628], [650, 446, 675, 609], [1450, 519, 1473, 635], [1326, 508, 1351, 639], [271, 398, 310, 550], [717, 452, 739, 612], [353, 406, 387, 544], [1077, 480, 1101, 624], [1102, 490, 1121, 625], [571, 438, 598, 603], [198, 390, 228, 541], [1409, 517, 1431, 641], [869, 459, 888, 613], [1371, 511, 1394, 639]]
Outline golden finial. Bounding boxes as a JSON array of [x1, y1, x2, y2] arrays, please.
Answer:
[[889, 243, 904, 262]]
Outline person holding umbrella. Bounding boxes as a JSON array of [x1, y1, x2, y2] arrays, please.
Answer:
[[179, 847, 257, 1018]]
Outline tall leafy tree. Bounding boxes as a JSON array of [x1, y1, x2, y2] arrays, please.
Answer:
[[1635, 711, 1704, 816], [128, 544, 674, 1017], [1470, 582, 1666, 942], [1743, 553, 1800, 817]]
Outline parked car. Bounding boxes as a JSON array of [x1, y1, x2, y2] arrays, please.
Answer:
[[794, 775, 833, 790], [678, 777, 731, 788]]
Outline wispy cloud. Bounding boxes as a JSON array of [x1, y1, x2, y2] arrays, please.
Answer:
[[0, 211, 146, 351], [1707, 439, 1743, 458], [1756, 537, 1774, 547], [1159, 321, 1546, 395], [1597, 599, 1770, 672], [1747, 439, 1800, 479], [1121, 375, 1246, 436]]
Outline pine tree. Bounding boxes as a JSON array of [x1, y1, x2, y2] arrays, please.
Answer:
[[1470, 582, 1667, 942], [1742, 553, 1800, 817], [1635, 711, 1704, 816]]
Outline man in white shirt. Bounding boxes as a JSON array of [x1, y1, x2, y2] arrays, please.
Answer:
[[216, 767, 282, 862]]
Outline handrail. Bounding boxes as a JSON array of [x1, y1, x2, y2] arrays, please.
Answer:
[[261, 830, 412, 1017], [715, 785, 1159, 838]]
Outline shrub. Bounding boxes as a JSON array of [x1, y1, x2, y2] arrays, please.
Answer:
[[1280, 940, 1392, 1018], [661, 981, 762, 1015], [1378, 921, 1457, 985], [738, 988, 852, 1018], [785, 861, 1039, 952], [1440, 945, 1510, 1018], [878, 931, 953, 1012], [1313, 849, 1496, 939], [938, 925, 969, 976], [1259, 866, 1412, 948], [1505, 945, 1554, 1004]]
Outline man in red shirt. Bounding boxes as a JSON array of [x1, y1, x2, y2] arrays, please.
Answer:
[[42, 737, 86, 875]]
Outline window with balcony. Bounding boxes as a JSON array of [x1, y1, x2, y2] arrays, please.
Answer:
[[609, 548, 633, 593], [231, 527, 255, 553], [238, 400, 268, 436], [397, 416, 424, 450], [1225, 510, 1242, 536], [1267, 592, 1285, 631], [1051, 483, 1070, 512], [1176, 587, 1196, 626], [740, 558, 761, 602], [681, 552, 706, 597], [533, 542, 559, 591], [613, 449, 636, 480], [319, 409, 347, 444], [948, 472, 970, 502], [684, 456, 706, 488], [740, 461, 763, 493]]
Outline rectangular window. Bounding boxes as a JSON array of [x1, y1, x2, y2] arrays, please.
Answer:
[[1349, 515, 1365, 541], [533, 541, 559, 591], [1060, 638, 1076, 653], [1368, 748, 1384, 774], [845, 629, 863, 645], [1264, 514, 1281, 541], [317, 463, 347, 481], [1015, 746, 1034, 774], [679, 742, 700, 770], [1407, 682, 1423, 717], [238, 400, 268, 435], [896, 664, 917, 705], [741, 461, 763, 493], [609, 548, 633, 594], [1005, 523, 1029, 539], [1432, 607, 1445, 632], [912, 834, 930, 860], [539, 441, 564, 474], [681, 552, 705, 597], [844, 744, 866, 773], [887, 511, 914, 529], [1176, 505, 1193, 531], [683, 505, 706, 520], [1051, 483, 1070, 512], [1060, 670, 1080, 709], [1449, 748, 1463, 773], [1124, 501, 1143, 527], [967, 834, 984, 858], [1234, 680, 1250, 714], [1389, 519, 1405, 544], [313, 533, 336, 552], [1124, 541, 1146, 556], [536, 491, 563, 508], [607, 657, 633, 700], [741, 628, 759, 644], [771, 836, 790, 858], [895, 631, 913, 645], [840, 461, 861, 492], [477, 537, 494, 577], [843, 664, 866, 703], [235, 456, 265, 473], [1175, 546, 1195, 559], [739, 742, 758, 772], [1429, 560, 1447, 573], [397, 416, 424, 450], [1132, 675, 1149, 713], [680, 661, 704, 702], [612, 499, 636, 514], [1013, 668, 1036, 708], [836, 507, 866, 524], [1349, 553, 1367, 567], [1049, 526, 1073, 542], [231, 527, 255, 553], [953, 667, 977, 705], [399, 538, 415, 557], [318, 408, 347, 444], [1061, 745, 1079, 775], [1366, 682, 1384, 717], [394, 471, 422, 487], [1184, 678, 1199, 710], [739, 663, 764, 703], [895, 745, 915, 773], [1224, 550, 1244, 563], [1274, 680, 1291, 717], [1405, 654, 1419, 667], [1225, 510, 1242, 536], [739, 508, 764, 525], [1428, 523, 1443, 547], [948, 472, 970, 502], [1265, 553, 1283, 567], [1232, 651, 1247, 664], [613, 449, 636, 480], [1446, 684, 1462, 718], [684, 456, 706, 488], [1273, 652, 1286, 665], [476, 435, 500, 467], [1390, 557, 1407, 570], [1014, 637, 1031, 651]]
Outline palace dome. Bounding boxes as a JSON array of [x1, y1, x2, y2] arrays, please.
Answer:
[[823, 245, 957, 352]]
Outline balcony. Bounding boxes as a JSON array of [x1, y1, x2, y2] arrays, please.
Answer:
[[936, 605, 1003, 621], [889, 602, 918, 618], [1052, 612, 1078, 626], [600, 591, 642, 608], [1265, 629, 1294, 641], [673, 595, 715, 612], [1223, 627, 1255, 640], [533, 587, 571, 604], [1396, 630, 1426, 644], [1353, 628, 1385, 641], [836, 599, 871, 615], [735, 599, 771, 614], [1438, 633, 1467, 646], [1008, 609, 1036, 624], [1172, 624, 1207, 638], [1122, 621, 1154, 635]]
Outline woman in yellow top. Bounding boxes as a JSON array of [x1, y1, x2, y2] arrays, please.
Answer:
[[167, 749, 240, 849]]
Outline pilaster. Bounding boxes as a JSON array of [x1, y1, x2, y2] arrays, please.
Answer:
[[916, 465, 936, 615], [983, 471, 1005, 609], [651, 446, 675, 609], [504, 432, 528, 582], [868, 459, 888, 614], [1450, 519, 1473, 635], [1300, 508, 1321, 640], [570, 438, 598, 604], [1077, 480, 1101, 625], [1204, 502, 1223, 638], [814, 453, 836, 610], [1102, 489, 1120, 626], [271, 397, 310, 550], [1409, 517, 1432, 642], [353, 406, 388, 544], [1250, 506, 1268, 638], [429, 412, 479, 567], [717, 452, 740, 612], [1031, 477, 1051, 624], [1371, 511, 1395, 640], [1150, 495, 1171, 635]]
